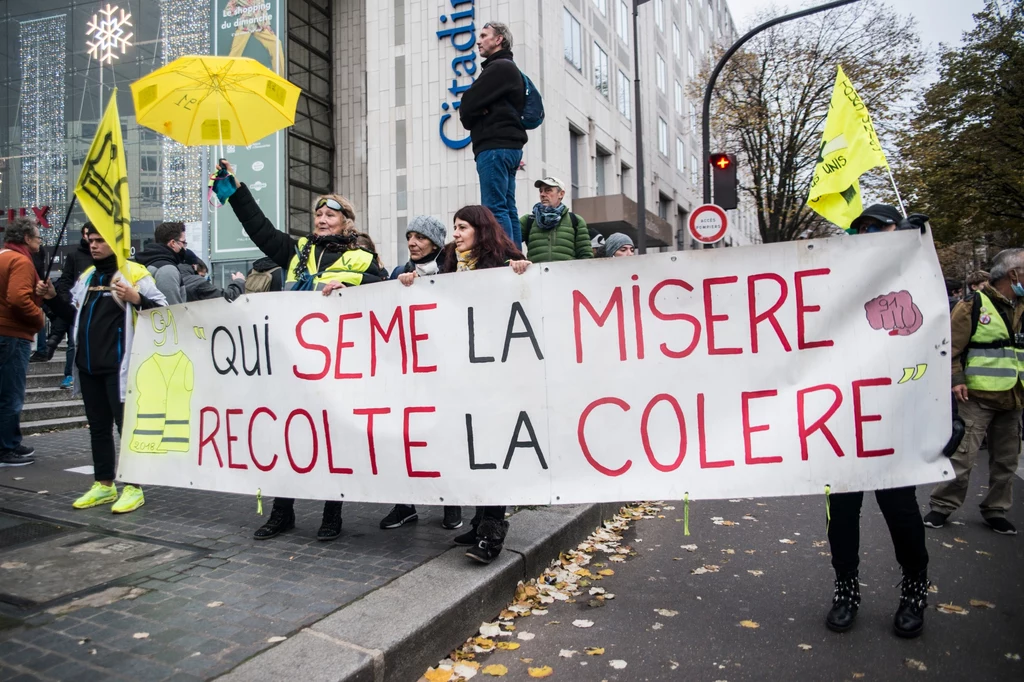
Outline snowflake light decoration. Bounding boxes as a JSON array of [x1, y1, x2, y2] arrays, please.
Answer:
[[86, 4, 134, 64]]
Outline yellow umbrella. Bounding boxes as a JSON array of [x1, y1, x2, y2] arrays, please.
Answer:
[[130, 55, 301, 146]]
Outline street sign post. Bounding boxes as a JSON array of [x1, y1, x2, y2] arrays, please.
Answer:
[[688, 203, 729, 244]]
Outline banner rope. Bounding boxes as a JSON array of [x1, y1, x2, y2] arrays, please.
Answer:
[[683, 493, 690, 536]]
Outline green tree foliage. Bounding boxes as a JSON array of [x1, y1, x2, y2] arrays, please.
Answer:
[[704, 0, 923, 242], [899, 0, 1024, 247]]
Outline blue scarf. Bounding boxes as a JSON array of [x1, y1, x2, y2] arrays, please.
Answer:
[[531, 202, 567, 230]]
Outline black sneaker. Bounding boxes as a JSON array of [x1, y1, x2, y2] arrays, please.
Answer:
[[922, 510, 948, 529], [317, 505, 343, 541], [453, 528, 478, 546], [13, 444, 35, 457], [442, 506, 464, 530], [253, 506, 295, 540], [0, 451, 34, 468], [984, 517, 1017, 535], [28, 351, 49, 363], [379, 505, 418, 529]]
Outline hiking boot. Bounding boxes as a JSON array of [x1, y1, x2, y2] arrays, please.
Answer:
[[442, 506, 464, 530], [0, 451, 34, 468], [317, 503, 343, 541], [922, 510, 948, 529], [60, 376, 74, 390], [465, 519, 509, 564], [253, 504, 295, 540], [73, 482, 118, 509], [984, 517, 1017, 535], [893, 571, 928, 638], [825, 572, 860, 633], [111, 485, 145, 514], [380, 505, 418, 529]]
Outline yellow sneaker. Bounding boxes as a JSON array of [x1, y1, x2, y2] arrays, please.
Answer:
[[111, 485, 145, 514], [73, 481, 118, 509]]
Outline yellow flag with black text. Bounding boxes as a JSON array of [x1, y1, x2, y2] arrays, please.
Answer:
[[75, 88, 131, 267], [807, 66, 889, 228]]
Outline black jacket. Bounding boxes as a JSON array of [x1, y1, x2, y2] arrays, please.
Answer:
[[227, 183, 386, 285], [459, 49, 528, 157], [56, 240, 94, 296], [177, 264, 244, 303]]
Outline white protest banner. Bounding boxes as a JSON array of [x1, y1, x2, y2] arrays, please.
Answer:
[[119, 230, 955, 504]]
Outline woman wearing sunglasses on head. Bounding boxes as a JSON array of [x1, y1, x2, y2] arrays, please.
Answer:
[[216, 160, 386, 542]]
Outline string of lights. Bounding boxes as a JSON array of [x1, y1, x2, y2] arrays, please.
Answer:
[[19, 15, 68, 246], [160, 0, 210, 223]]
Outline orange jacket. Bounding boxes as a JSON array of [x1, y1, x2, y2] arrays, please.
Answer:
[[0, 248, 44, 340]]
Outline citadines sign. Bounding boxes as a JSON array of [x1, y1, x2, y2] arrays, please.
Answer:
[[436, 0, 476, 150], [210, 0, 287, 262]]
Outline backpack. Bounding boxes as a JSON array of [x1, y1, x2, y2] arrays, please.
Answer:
[[524, 212, 581, 245], [520, 71, 545, 130], [244, 265, 283, 293]]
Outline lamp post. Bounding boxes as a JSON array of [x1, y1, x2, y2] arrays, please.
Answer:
[[632, 0, 651, 254]]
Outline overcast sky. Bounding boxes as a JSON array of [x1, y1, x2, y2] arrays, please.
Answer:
[[723, 0, 985, 79]]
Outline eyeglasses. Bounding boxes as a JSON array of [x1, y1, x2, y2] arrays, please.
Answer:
[[316, 197, 354, 219], [175, 238, 188, 247]]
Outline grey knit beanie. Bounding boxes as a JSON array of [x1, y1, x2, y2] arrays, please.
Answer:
[[407, 215, 447, 251], [604, 232, 634, 257]]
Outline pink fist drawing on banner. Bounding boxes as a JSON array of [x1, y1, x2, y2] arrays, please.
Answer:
[[864, 291, 924, 336]]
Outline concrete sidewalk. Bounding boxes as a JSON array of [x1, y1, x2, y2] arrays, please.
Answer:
[[0, 429, 616, 682]]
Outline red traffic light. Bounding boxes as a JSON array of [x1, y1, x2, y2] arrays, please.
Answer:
[[710, 153, 732, 170]]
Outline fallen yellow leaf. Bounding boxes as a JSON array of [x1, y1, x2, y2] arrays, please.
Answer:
[[528, 666, 554, 678], [937, 603, 968, 615], [576, 569, 593, 577], [495, 641, 521, 650], [482, 664, 508, 676], [474, 637, 496, 650], [953, 537, 967, 543], [585, 647, 605, 655], [519, 658, 534, 664], [423, 667, 453, 682], [500, 610, 518, 620], [598, 569, 615, 576], [739, 620, 760, 629], [969, 599, 995, 609]]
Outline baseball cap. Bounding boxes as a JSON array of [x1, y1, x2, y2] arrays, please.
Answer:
[[850, 204, 902, 233], [534, 177, 566, 191]]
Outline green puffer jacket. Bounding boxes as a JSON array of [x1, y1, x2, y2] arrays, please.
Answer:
[[519, 209, 594, 263]]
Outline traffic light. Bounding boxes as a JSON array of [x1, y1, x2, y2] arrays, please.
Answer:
[[709, 153, 738, 210]]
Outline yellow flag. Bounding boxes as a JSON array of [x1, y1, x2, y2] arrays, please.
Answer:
[[75, 89, 131, 267], [807, 66, 889, 228]]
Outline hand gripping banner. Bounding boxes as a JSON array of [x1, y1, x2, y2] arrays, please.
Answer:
[[119, 231, 955, 504]]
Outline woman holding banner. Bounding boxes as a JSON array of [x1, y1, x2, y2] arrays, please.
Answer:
[[218, 160, 386, 541], [397, 205, 531, 563]]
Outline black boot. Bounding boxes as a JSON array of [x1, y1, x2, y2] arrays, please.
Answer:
[[253, 503, 295, 540], [317, 501, 343, 541], [825, 572, 860, 632], [465, 518, 509, 564], [453, 525, 478, 546], [893, 570, 928, 638]]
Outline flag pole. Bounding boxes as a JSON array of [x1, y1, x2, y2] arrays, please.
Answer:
[[44, 194, 79, 277], [886, 165, 908, 218]]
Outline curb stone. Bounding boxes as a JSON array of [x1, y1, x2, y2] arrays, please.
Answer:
[[216, 502, 621, 682]]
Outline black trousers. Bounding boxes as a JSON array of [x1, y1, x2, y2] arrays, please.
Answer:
[[79, 371, 123, 482], [471, 506, 507, 527], [827, 487, 928, 576], [272, 498, 342, 516]]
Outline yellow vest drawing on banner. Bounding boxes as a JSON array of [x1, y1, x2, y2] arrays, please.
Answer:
[[129, 351, 195, 454]]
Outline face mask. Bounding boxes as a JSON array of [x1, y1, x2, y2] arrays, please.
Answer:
[[1012, 280, 1024, 297]]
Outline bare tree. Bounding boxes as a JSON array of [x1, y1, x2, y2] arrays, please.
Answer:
[[700, 1, 925, 243]]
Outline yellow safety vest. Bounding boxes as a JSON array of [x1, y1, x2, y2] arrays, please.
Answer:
[[964, 291, 1023, 392], [285, 239, 374, 290], [129, 351, 194, 453]]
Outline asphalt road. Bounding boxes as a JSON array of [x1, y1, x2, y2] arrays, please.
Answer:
[[434, 462, 1023, 681]]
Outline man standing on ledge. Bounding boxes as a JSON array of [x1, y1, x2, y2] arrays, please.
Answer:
[[460, 22, 527, 248]]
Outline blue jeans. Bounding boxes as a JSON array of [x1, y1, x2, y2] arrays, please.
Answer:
[[476, 148, 523, 248], [0, 335, 31, 451]]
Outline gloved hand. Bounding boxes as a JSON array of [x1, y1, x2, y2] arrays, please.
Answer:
[[942, 394, 965, 458]]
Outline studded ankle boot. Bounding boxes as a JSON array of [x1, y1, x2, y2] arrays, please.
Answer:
[[893, 570, 928, 638], [826, 572, 861, 632]]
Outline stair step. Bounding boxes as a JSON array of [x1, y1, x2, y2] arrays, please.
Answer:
[[26, 373, 67, 389], [27, 358, 68, 376], [22, 400, 86, 421], [24, 387, 74, 404], [20, 415, 89, 435]]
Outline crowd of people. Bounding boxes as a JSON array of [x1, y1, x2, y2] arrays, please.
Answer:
[[0, 20, 1021, 636]]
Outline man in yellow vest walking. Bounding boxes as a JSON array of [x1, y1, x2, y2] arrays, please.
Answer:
[[925, 248, 1024, 535]]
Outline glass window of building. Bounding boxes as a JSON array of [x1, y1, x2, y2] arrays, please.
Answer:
[[699, 25, 705, 55], [689, 102, 697, 133], [596, 147, 611, 196], [569, 129, 583, 200], [593, 43, 609, 98], [675, 81, 684, 115], [564, 9, 582, 71], [687, 0, 693, 29], [618, 1, 630, 44], [658, 117, 668, 156], [691, 154, 699, 185], [656, 54, 666, 92], [709, 3, 714, 27], [617, 70, 631, 119], [676, 138, 685, 173], [673, 23, 681, 59], [655, 0, 664, 31], [593, 0, 608, 17], [688, 50, 695, 79]]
